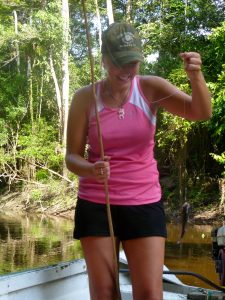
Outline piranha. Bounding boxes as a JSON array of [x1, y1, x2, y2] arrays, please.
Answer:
[[177, 202, 191, 244]]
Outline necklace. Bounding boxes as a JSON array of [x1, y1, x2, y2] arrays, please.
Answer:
[[103, 80, 131, 120], [118, 107, 125, 120]]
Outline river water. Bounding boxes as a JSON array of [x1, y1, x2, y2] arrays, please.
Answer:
[[0, 211, 220, 289]]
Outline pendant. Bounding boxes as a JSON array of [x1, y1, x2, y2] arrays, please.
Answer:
[[118, 108, 125, 119]]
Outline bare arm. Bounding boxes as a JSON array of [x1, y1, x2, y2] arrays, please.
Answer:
[[65, 86, 110, 182], [65, 87, 92, 177], [141, 52, 212, 121]]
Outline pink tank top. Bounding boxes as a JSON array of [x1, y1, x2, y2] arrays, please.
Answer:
[[78, 76, 161, 205]]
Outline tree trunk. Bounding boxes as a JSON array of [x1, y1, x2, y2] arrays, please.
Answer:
[[13, 10, 20, 73], [219, 179, 225, 214], [159, 0, 164, 25], [27, 56, 34, 129], [49, 51, 63, 142], [61, 0, 69, 146], [37, 71, 44, 123], [106, 0, 114, 24], [126, 0, 132, 23], [184, 0, 188, 34], [94, 0, 102, 50], [27, 56, 36, 180], [61, 0, 70, 176]]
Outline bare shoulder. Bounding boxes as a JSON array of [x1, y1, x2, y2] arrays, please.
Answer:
[[71, 84, 93, 112], [67, 84, 95, 134], [139, 75, 165, 85], [139, 75, 175, 100], [138, 75, 188, 105]]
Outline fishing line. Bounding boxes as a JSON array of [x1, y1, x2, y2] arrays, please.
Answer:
[[152, 90, 179, 104]]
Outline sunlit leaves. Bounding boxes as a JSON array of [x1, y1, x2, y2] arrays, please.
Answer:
[[210, 152, 225, 177]]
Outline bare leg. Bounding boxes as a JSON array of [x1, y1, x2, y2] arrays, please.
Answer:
[[81, 237, 120, 300], [122, 237, 165, 300]]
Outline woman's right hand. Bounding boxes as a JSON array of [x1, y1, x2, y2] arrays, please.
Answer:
[[92, 156, 111, 183]]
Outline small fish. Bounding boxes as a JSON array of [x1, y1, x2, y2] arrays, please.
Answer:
[[177, 202, 191, 244]]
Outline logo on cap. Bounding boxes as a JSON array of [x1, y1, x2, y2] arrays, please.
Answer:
[[118, 32, 135, 48], [122, 32, 134, 43]]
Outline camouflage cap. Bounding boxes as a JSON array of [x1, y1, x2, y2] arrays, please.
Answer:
[[101, 22, 144, 66]]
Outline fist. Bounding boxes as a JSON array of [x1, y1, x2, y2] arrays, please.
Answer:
[[92, 156, 110, 183], [180, 52, 202, 80]]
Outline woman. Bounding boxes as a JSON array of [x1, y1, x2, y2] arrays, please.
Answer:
[[66, 23, 211, 300]]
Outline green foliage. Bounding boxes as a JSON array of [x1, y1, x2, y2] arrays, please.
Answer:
[[0, 0, 69, 185], [211, 153, 225, 165], [187, 176, 219, 209], [156, 65, 193, 164], [18, 119, 63, 169], [207, 25, 225, 176], [0, 119, 8, 147], [205, 22, 225, 80], [0, 0, 225, 211], [35, 169, 49, 181], [31, 189, 42, 202], [157, 112, 192, 149], [209, 67, 225, 138], [211, 152, 225, 177]]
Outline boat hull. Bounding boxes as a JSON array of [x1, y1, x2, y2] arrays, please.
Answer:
[[1, 253, 225, 300]]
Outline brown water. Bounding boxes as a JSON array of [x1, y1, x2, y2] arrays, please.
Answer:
[[0, 211, 220, 289], [0, 211, 83, 274], [166, 223, 219, 288]]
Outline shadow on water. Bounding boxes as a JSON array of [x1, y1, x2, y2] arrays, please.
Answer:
[[0, 219, 22, 240], [0, 211, 221, 290]]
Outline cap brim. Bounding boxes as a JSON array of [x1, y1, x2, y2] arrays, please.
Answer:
[[111, 51, 144, 66]]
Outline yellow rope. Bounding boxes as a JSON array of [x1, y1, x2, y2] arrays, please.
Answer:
[[81, 1, 121, 299]]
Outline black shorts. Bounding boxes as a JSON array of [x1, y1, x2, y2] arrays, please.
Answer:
[[74, 198, 167, 240]]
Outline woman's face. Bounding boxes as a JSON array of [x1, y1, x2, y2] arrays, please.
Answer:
[[103, 56, 140, 84]]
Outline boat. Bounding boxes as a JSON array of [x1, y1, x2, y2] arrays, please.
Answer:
[[0, 251, 225, 300]]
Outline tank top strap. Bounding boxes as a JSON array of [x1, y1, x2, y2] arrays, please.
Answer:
[[131, 76, 157, 125]]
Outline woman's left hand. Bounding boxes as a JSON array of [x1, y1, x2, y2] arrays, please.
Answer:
[[180, 52, 202, 81], [92, 156, 111, 183]]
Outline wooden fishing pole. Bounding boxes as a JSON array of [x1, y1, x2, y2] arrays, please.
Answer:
[[81, 1, 121, 299]]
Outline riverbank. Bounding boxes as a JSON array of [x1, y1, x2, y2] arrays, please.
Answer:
[[164, 202, 224, 226], [192, 207, 224, 225], [0, 181, 77, 219], [0, 185, 223, 225]]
